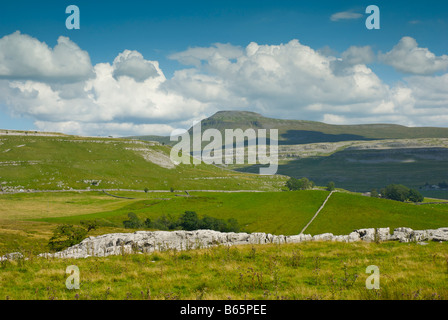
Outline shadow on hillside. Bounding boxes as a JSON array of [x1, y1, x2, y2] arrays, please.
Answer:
[[278, 130, 372, 145]]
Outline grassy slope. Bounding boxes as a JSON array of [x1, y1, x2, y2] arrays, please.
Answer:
[[306, 192, 448, 235], [36, 191, 330, 235], [0, 134, 286, 191], [32, 191, 448, 236], [1, 241, 447, 300]]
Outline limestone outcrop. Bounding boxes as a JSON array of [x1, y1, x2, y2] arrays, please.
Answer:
[[18, 227, 446, 260], [1, 227, 446, 261]]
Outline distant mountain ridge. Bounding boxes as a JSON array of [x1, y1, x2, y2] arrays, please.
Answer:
[[126, 110, 448, 145]]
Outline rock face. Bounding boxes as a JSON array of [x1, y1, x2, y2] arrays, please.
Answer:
[[28, 227, 448, 260]]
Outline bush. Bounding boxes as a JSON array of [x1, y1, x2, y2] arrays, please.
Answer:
[[383, 184, 410, 202], [121, 210, 241, 233], [408, 188, 424, 203], [370, 189, 379, 198], [151, 214, 179, 230], [48, 224, 89, 252], [326, 181, 335, 192], [199, 216, 240, 232], [286, 177, 314, 191], [179, 211, 200, 231], [122, 211, 241, 233], [80, 220, 98, 232], [382, 184, 424, 203], [122, 212, 144, 229]]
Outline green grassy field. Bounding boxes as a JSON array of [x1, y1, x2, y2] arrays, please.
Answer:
[[1, 241, 447, 300], [0, 134, 286, 192], [1, 190, 448, 256], [1, 127, 447, 301]]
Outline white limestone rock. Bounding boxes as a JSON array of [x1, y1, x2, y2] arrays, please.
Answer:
[[312, 233, 334, 241], [31, 227, 448, 260]]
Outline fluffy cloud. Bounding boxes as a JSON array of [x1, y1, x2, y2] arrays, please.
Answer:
[[0, 31, 94, 82], [331, 45, 375, 75], [169, 40, 390, 119], [169, 43, 243, 68], [1, 32, 448, 137], [113, 50, 160, 82], [380, 37, 448, 75]]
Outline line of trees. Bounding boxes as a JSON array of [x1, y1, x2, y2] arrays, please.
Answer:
[[123, 211, 240, 233]]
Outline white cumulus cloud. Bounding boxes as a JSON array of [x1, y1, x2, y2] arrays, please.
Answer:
[[0, 32, 448, 136], [0, 31, 94, 82], [112, 50, 161, 82], [380, 37, 448, 75]]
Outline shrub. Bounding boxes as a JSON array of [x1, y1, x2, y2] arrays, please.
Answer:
[[370, 189, 379, 198], [80, 220, 98, 232], [121, 211, 241, 233], [122, 212, 144, 229], [408, 188, 424, 203], [179, 211, 200, 231], [48, 224, 89, 252], [151, 214, 178, 230], [383, 184, 410, 202], [286, 177, 314, 191], [382, 184, 424, 203]]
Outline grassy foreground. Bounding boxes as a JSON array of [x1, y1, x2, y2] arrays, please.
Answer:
[[0, 241, 447, 300]]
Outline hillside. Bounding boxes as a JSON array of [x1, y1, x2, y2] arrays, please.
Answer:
[[127, 110, 448, 145], [127, 111, 448, 196], [0, 132, 286, 192]]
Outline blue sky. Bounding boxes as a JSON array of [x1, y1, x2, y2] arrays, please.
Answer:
[[1, 0, 448, 135]]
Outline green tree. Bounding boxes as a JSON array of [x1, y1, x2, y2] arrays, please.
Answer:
[[408, 188, 424, 203], [286, 177, 314, 191], [144, 218, 152, 228], [383, 184, 410, 202], [80, 220, 98, 232], [122, 212, 144, 229], [152, 214, 178, 230], [370, 189, 379, 198], [224, 218, 240, 233], [286, 177, 300, 191], [326, 181, 335, 192], [179, 211, 200, 231]]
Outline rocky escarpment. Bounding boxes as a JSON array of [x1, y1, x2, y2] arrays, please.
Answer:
[[1, 227, 447, 261]]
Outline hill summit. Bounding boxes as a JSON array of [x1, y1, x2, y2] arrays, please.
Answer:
[[129, 110, 448, 145]]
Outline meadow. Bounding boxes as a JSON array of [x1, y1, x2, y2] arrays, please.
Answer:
[[0, 241, 447, 300], [1, 132, 448, 300], [1, 190, 448, 256]]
